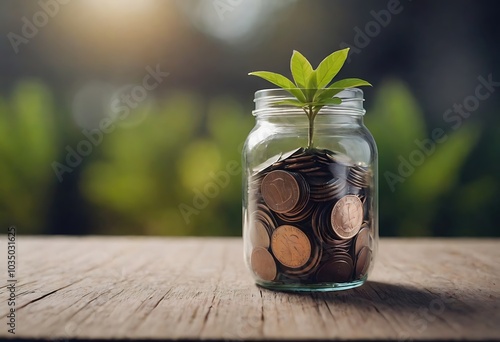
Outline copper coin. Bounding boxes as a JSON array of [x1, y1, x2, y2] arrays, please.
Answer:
[[251, 247, 277, 282], [284, 162, 317, 170], [355, 246, 371, 278], [276, 202, 315, 223], [271, 225, 311, 269], [250, 221, 270, 248], [281, 240, 322, 277], [331, 195, 364, 239], [347, 165, 371, 188], [283, 155, 313, 164], [333, 252, 353, 264], [305, 171, 332, 178], [261, 170, 302, 213], [316, 259, 353, 282], [256, 205, 278, 229], [354, 225, 370, 255], [311, 205, 325, 242]]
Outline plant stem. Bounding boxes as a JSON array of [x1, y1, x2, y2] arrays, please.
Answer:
[[306, 106, 322, 149], [308, 109, 314, 149]]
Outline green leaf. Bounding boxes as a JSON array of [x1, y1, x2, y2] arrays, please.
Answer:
[[304, 70, 318, 102], [329, 78, 372, 89], [248, 71, 306, 102], [313, 97, 342, 106], [315, 88, 343, 102], [275, 99, 306, 107], [290, 50, 313, 89], [315, 48, 350, 89], [315, 78, 371, 102]]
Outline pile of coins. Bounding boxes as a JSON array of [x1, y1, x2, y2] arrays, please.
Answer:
[[248, 147, 374, 284]]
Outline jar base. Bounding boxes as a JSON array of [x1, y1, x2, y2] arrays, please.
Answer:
[[255, 277, 366, 292]]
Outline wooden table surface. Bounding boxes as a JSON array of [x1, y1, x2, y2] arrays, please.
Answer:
[[0, 237, 499, 341]]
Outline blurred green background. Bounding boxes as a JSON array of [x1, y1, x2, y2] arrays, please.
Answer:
[[0, 0, 498, 236]]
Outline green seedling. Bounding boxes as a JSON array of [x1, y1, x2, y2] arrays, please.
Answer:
[[249, 48, 371, 148]]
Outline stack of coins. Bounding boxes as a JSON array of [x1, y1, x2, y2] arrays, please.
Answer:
[[248, 147, 374, 284], [250, 204, 276, 249]]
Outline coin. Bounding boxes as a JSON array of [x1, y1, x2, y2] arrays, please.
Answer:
[[316, 203, 342, 245], [251, 247, 277, 282], [271, 225, 311, 268], [250, 220, 270, 248], [310, 178, 346, 202], [311, 204, 325, 242], [347, 164, 370, 188], [355, 246, 371, 278], [315, 258, 353, 283], [330, 195, 364, 240], [276, 202, 315, 223], [331, 238, 352, 249], [280, 238, 322, 278], [285, 162, 318, 170], [256, 204, 278, 229], [261, 170, 302, 213], [354, 225, 370, 256], [283, 154, 313, 164], [327, 163, 348, 180]]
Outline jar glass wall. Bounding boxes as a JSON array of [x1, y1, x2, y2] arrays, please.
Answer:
[[242, 88, 378, 292]]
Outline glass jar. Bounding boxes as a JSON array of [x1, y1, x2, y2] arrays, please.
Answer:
[[242, 88, 378, 292]]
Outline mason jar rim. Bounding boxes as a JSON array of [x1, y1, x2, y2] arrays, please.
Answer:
[[253, 88, 365, 116]]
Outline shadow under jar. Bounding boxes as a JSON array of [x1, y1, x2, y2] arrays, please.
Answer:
[[242, 88, 378, 292]]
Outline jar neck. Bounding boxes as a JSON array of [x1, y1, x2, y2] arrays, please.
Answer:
[[256, 112, 364, 128], [253, 88, 366, 117]]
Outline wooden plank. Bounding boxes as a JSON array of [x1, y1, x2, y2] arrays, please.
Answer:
[[0, 237, 499, 341]]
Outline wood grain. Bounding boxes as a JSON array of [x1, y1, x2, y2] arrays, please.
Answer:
[[0, 237, 499, 341]]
